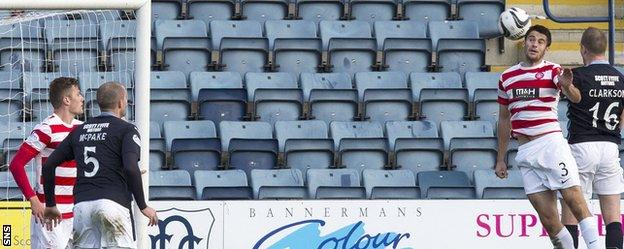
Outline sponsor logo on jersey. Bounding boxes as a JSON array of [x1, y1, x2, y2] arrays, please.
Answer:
[[535, 72, 544, 80], [595, 75, 620, 86], [512, 88, 539, 99]]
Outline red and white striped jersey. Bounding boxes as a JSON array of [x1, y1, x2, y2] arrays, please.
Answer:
[[24, 114, 82, 219], [498, 60, 564, 137]]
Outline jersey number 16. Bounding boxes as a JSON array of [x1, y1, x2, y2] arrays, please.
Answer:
[[589, 102, 620, 130]]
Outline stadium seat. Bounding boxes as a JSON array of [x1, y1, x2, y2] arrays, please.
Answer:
[[220, 37, 270, 75], [363, 169, 420, 199], [0, 71, 22, 90], [465, 72, 500, 123], [161, 31, 211, 77], [363, 88, 413, 123], [244, 72, 298, 101], [254, 89, 304, 126], [300, 72, 352, 101], [319, 20, 372, 50], [456, 0, 505, 38], [198, 88, 248, 125], [150, 138, 167, 170], [150, 71, 187, 89], [154, 20, 208, 49], [150, 89, 191, 126], [0, 170, 30, 201], [436, 38, 486, 78], [152, 0, 183, 21], [149, 170, 196, 200], [383, 38, 432, 75], [22, 72, 61, 97], [386, 121, 439, 149], [284, 138, 335, 179], [163, 120, 217, 151], [417, 170, 474, 199], [44, 19, 99, 75], [465, 72, 501, 102], [338, 137, 388, 174], [474, 169, 525, 199], [409, 72, 462, 100], [172, 138, 222, 175], [187, 0, 235, 25], [307, 168, 366, 199], [266, 20, 317, 48], [209, 20, 263, 49], [219, 121, 273, 151], [374, 21, 427, 49], [418, 89, 469, 125], [0, 98, 23, 123], [100, 20, 137, 72], [449, 137, 497, 182], [250, 169, 307, 199], [354, 71, 408, 100], [309, 91, 359, 123], [428, 20, 479, 50], [150, 121, 162, 138], [190, 71, 243, 101], [349, 0, 396, 27], [394, 138, 444, 175], [440, 121, 494, 150], [327, 38, 377, 77], [330, 121, 384, 148], [275, 120, 328, 151], [241, 0, 289, 23], [228, 138, 279, 176], [194, 170, 253, 200], [78, 71, 133, 93], [0, 21, 45, 73], [403, 0, 451, 22], [297, 0, 345, 24], [274, 38, 322, 76]]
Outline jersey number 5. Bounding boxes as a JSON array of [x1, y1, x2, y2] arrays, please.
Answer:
[[83, 146, 100, 177], [589, 102, 620, 130]]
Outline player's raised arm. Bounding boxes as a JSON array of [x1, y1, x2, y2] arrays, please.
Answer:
[[559, 68, 582, 103]]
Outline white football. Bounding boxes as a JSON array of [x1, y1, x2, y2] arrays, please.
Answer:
[[498, 7, 532, 40]]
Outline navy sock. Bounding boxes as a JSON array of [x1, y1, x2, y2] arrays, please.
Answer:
[[606, 222, 623, 249], [565, 224, 579, 249]]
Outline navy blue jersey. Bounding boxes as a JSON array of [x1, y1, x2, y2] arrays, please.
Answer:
[[568, 63, 624, 144], [48, 115, 141, 209]]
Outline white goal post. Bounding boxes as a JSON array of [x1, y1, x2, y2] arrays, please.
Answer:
[[0, 0, 152, 248]]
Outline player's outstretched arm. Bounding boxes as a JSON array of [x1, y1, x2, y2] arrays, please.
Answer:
[[559, 68, 581, 103], [122, 127, 158, 226], [496, 105, 511, 179]]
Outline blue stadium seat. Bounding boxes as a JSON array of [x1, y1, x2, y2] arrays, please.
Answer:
[[150, 121, 162, 138], [320, 20, 372, 50], [465, 72, 500, 122], [284, 138, 335, 179], [228, 138, 279, 176], [418, 89, 469, 125], [160, 23, 211, 77], [374, 21, 427, 49], [474, 169, 525, 199], [22, 72, 60, 96], [307, 168, 366, 199], [78, 71, 133, 93], [275, 120, 328, 152], [0, 98, 23, 123], [187, 0, 235, 25], [152, 0, 183, 21], [45, 19, 99, 76], [0, 21, 45, 73], [198, 88, 247, 125], [244, 72, 297, 100], [394, 138, 444, 175], [0, 71, 22, 90], [251, 169, 306, 199], [363, 169, 420, 199], [150, 89, 191, 126], [328, 38, 377, 77], [163, 120, 217, 150], [0, 170, 32, 201], [441, 121, 494, 150], [465, 72, 501, 102], [154, 20, 209, 50], [300, 72, 352, 101], [149, 170, 196, 200], [194, 170, 253, 200], [417, 170, 474, 199], [172, 138, 222, 175], [150, 138, 167, 170], [349, 0, 396, 27], [100, 20, 137, 72], [338, 137, 389, 174], [220, 37, 269, 75], [457, 0, 505, 38], [363, 89, 413, 123], [241, 0, 289, 23], [403, 0, 451, 23], [297, 0, 345, 24], [383, 38, 432, 75], [309, 91, 358, 123], [209, 20, 263, 49], [219, 121, 273, 150], [436, 38, 486, 78], [449, 137, 497, 182], [428, 20, 479, 50], [386, 120, 438, 149], [254, 88, 304, 125], [409, 72, 462, 100], [150, 71, 187, 89], [354, 71, 408, 100], [266, 20, 317, 49], [330, 121, 384, 148], [274, 38, 322, 76], [189, 71, 243, 101]]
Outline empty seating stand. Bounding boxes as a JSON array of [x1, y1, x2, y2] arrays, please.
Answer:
[[307, 168, 366, 199], [195, 170, 253, 200]]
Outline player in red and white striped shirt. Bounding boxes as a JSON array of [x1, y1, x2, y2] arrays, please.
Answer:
[[495, 25, 601, 249], [9, 77, 84, 249]]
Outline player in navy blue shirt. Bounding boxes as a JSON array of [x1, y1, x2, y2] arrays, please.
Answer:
[[561, 27, 624, 249], [42, 82, 157, 248]]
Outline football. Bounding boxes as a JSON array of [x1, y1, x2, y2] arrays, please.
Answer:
[[499, 7, 532, 40]]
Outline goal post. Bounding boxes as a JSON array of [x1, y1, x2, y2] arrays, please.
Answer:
[[0, 0, 151, 248]]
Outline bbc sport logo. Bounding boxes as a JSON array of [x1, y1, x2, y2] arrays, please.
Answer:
[[148, 207, 215, 249]]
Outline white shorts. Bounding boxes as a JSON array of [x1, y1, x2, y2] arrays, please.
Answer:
[[31, 216, 73, 249], [73, 199, 136, 249], [515, 132, 581, 195], [570, 141, 624, 199]]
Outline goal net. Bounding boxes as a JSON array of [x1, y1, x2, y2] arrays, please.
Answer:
[[0, 9, 141, 248]]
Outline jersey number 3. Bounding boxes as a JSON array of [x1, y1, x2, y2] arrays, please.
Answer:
[[83, 146, 100, 177], [589, 102, 620, 130]]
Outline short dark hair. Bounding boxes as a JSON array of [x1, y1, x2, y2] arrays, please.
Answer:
[[525, 25, 552, 47], [49, 77, 80, 109], [581, 27, 607, 55], [96, 82, 126, 112]]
